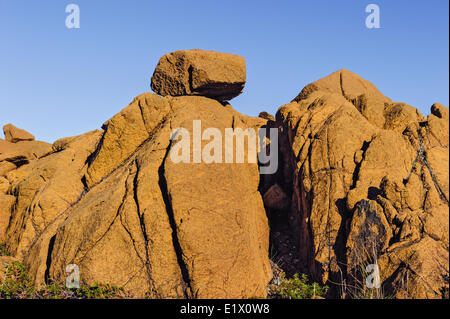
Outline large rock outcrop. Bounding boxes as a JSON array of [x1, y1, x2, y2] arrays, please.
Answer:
[[4, 130, 102, 261], [37, 94, 271, 298], [263, 69, 449, 298], [1, 51, 272, 298], [1, 131, 52, 246], [1, 52, 448, 299]]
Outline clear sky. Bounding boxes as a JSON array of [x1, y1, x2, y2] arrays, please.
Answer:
[[1, 0, 448, 143]]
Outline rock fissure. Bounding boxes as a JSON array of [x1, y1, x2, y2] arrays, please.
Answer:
[[43, 235, 56, 283], [132, 159, 159, 296], [157, 140, 193, 298], [350, 138, 373, 189]]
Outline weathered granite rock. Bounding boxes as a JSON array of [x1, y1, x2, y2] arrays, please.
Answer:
[[267, 69, 448, 298], [151, 49, 246, 102], [3, 124, 35, 143]]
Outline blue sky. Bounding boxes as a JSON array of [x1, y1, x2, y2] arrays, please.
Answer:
[[1, 0, 448, 143]]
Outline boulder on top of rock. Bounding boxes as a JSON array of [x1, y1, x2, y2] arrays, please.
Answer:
[[3, 124, 35, 143], [151, 49, 246, 102]]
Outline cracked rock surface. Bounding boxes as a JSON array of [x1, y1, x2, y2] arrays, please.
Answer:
[[262, 69, 449, 298], [0, 54, 448, 299], [1, 93, 272, 298]]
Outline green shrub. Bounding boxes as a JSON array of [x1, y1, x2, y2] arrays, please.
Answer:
[[0, 261, 36, 298], [0, 243, 10, 256], [0, 261, 130, 299], [71, 283, 128, 299], [270, 272, 328, 299]]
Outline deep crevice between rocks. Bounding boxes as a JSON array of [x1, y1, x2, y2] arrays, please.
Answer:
[[259, 119, 317, 281], [332, 198, 352, 285], [44, 235, 56, 284], [158, 140, 193, 298], [5, 157, 29, 168], [85, 127, 106, 169], [350, 139, 372, 189], [132, 159, 158, 297]]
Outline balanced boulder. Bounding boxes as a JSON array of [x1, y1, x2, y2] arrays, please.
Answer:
[[151, 49, 246, 102], [3, 124, 35, 143]]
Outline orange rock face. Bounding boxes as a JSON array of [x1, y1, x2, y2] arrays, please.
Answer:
[[266, 69, 449, 298], [42, 94, 272, 298], [0, 52, 448, 299], [151, 49, 246, 102], [0, 133, 53, 248], [3, 124, 35, 143], [1, 93, 272, 298]]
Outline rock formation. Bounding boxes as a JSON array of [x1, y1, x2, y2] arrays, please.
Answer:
[[0, 52, 448, 299], [262, 69, 449, 298], [3, 124, 35, 143], [1, 126, 52, 245], [1, 51, 271, 299]]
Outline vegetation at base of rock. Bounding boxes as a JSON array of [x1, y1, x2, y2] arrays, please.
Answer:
[[333, 265, 394, 299], [268, 271, 328, 299], [0, 261, 130, 299], [339, 282, 393, 299], [0, 242, 9, 256]]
